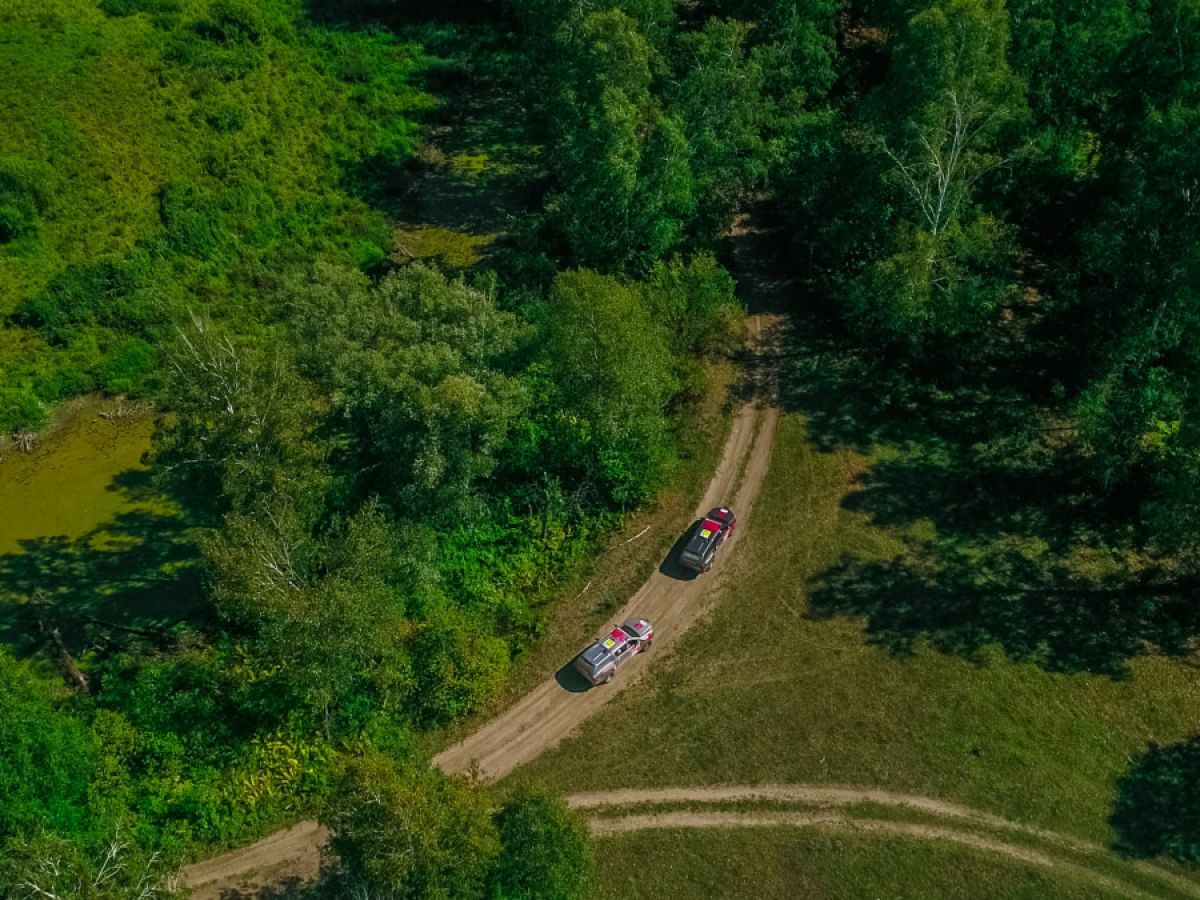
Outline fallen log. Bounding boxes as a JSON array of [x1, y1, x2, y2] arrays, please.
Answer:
[[38, 617, 90, 693]]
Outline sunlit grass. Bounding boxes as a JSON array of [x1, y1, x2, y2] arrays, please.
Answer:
[[514, 413, 1200, 858], [391, 224, 496, 268], [593, 828, 1133, 900]]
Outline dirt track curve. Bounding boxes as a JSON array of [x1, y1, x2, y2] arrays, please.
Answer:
[[589, 810, 1155, 900], [180, 314, 784, 899], [566, 787, 1200, 897], [571, 785, 1200, 900], [182, 780, 1200, 900], [179, 821, 329, 900]]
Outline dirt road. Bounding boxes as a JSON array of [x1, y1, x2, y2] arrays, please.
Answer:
[[433, 321, 781, 779], [180, 777, 1200, 900], [589, 811, 1155, 900], [178, 821, 328, 900]]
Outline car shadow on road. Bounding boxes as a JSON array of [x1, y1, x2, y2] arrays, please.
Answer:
[[554, 660, 593, 693], [658, 525, 701, 582]]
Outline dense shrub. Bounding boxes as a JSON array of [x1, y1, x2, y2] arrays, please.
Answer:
[[326, 754, 499, 900], [0, 386, 46, 432], [12, 254, 163, 345], [196, 0, 267, 44], [490, 789, 593, 900], [0, 203, 31, 243], [0, 654, 96, 841], [0, 161, 49, 242], [410, 610, 511, 725], [99, 0, 181, 17], [96, 336, 157, 395]]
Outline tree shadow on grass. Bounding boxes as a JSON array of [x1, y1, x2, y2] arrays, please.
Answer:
[[326, 8, 548, 272], [809, 538, 1200, 676], [779, 323, 1048, 455], [1111, 735, 1200, 867], [774, 274, 1200, 676], [0, 498, 206, 666]]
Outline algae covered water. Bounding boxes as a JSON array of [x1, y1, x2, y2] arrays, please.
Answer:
[[0, 398, 200, 652], [0, 397, 164, 554]]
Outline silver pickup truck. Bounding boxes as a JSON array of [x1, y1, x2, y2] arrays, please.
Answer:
[[573, 618, 654, 685]]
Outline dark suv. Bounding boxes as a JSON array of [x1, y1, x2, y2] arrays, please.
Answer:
[[678, 507, 736, 573]]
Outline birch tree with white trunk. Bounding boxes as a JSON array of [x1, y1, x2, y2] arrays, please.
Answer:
[[848, 0, 1026, 343]]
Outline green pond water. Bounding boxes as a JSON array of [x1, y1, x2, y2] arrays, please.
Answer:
[[0, 398, 199, 658], [0, 399, 164, 553]]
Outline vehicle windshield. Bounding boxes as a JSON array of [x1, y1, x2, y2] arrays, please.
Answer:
[[685, 530, 712, 555]]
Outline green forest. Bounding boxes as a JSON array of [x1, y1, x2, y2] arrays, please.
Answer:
[[0, 0, 1198, 896]]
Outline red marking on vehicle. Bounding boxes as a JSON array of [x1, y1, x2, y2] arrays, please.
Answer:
[[701, 519, 723, 532]]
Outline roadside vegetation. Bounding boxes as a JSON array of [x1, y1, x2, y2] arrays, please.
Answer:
[[1, 0, 1199, 896]]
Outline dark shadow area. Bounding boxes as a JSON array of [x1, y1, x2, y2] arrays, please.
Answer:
[[658, 525, 701, 582], [1112, 735, 1200, 867], [341, 154, 416, 221], [722, 212, 801, 318], [324, 5, 547, 271], [305, 0, 502, 30], [554, 660, 593, 693], [107, 467, 158, 500], [810, 539, 1200, 676], [218, 875, 329, 899], [778, 322, 1050, 455], [0, 499, 206, 665], [757, 219, 1200, 676]]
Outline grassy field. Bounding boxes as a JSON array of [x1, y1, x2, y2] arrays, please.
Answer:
[[592, 828, 1133, 900], [512, 323, 1200, 881]]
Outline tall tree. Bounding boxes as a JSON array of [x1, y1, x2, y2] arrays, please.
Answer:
[[0, 831, 176, 900], [0, 651, 95, 842], [203, 500, 419, 736], [846, 0, 1027, 347], [287, 263, 525, 523], [489, 788, 593, 900], [546, 10, 695, 272], [325, 753, 499, 900], [1073, 3, 1200, 541], [538, 269, 677, 506], [153, 314, 323, 521], [666, 19, 769, 239]]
